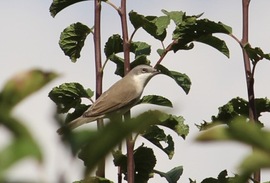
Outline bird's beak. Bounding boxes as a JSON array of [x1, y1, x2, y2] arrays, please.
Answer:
[[153, 68, 160, 75]]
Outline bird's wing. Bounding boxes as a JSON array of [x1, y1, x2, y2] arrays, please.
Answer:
[[84, 79, 140, 117]]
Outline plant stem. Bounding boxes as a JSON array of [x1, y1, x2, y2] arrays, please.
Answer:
[[119, 0, 134, 182], [155, 39, 178, 67], [119, 0, 131, 72], [241, 0, 260, 182], [118, 142, 123, 183], [126, 131, 135, 183], [94, 0, 105, 178]]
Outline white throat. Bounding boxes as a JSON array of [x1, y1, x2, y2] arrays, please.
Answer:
[[132, 73, 153, 93]]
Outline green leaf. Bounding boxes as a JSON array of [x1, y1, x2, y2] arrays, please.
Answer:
[[239, 150, 270, 180], [78, 110, 165, 173], [108, 53, 125, 75], [155, 16, 170, 38], [133, 146, 156, 183], [50, 0, 90, 17], [48, 82, 93, 113], [161, 10, 185, 26], [61, 129, 96, 155], [201, 170, 237, 183], [59, 22, 92, 62], [196, 35, 229, 58], [0, 69, 58, 111], [217, 170, 229, 183], [255, 97, 270, 116], [201, 177, 218, 183], [79, 110, 181, 173], [130, 41, 151, 58], [77, 110, 187, 173], [104, 34, 123, 58], [156, 64, 191, 94], [139, 95, 173, 108], [244, 43, 270, 63], [73, 176, 114, 183], [129, 10, 145, 29], [154, 166, 183, 183], [142, 126, 174, 159], [110, 57, 150, 77], [172, 16, 232, 57], [0, 116, 42, 176], [129, 11, 167, 41], [112, 150, 127, 171], [113, 146, 156, 183], [159, 114, 189, 139], [197, 117, 270, 152], [197, 97, 270, 130], [65, 104, 90, 124], [137, 109, 189, 139], [157, 48, 165, 57]]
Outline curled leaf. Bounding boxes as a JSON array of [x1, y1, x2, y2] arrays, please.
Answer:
[[156, 64, 191, 94], [0, 69, 58, 111], [50, 0, 90, 17], [244, 43, 270, 63], [154, 166, 183, 183], [142, 125, 174, 159], [59, 22, 92, 62], [139, 95, 173, 108], [48, 82, 93, 113], [197, 97, 270, 130]]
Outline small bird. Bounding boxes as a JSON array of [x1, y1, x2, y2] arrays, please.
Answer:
[[57, 64, 159, 135]]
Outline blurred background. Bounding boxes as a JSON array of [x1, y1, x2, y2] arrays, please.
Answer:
[[1, 0, 270, 182]]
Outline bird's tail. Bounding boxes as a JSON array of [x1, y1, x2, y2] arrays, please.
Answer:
[[57, 116, 95, 135]]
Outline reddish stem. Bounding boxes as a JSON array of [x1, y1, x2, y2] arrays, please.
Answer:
[[242, 0, 260, 181], [94, 0, 105, 178], [119, 0, 134, 182]]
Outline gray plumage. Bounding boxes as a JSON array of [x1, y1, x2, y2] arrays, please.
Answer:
[[57, 65, 159, 134]]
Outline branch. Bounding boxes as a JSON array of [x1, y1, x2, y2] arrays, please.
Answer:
[[119, 0, 130, 73], [118, 0, 134, 182], [155, 39, 178, 67], [242, 0, 260, 182], [94, 0, 105, 178]]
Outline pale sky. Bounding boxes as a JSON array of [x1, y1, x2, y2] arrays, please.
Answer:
[[1, 0, 270, 182]]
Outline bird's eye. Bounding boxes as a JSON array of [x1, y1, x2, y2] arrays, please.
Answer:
[[142, 68, 148, 73]]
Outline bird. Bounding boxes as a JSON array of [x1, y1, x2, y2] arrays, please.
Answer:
[[57, 64, 159, 135]]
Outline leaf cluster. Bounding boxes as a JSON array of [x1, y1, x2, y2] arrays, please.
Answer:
[[197, 97, 270, 182], [197, 97, 270, 130], [0, 70, 57, 182], [48, 1, 270, 183], [197, 117, 270, 182]]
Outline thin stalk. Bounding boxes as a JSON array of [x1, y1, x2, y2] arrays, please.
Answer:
[[117, 142, 123, 183], [119, 0, 131, 72], [94, 0, 105, 178], [241, 0, 260, 182], [155, 39, 178, 67], [119, 0, 133, 182], [125, 112, 134, 183]]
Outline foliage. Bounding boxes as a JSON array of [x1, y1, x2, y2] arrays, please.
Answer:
[[154, 166, 183, 183], [113, 146, 157, 183], [47, 0, 270, 183], [196, 97, 270, 130], [0, 70, 58, 181], [1, 0, 270, 183], [197, 117, 270, 182], [59, 22, 93, 62]]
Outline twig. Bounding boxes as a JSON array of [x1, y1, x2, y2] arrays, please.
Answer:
[[155, 39, 178, 67], [94, 0, 105, 178], [241, 0, 260, 182], [118, 0, 134, 182]]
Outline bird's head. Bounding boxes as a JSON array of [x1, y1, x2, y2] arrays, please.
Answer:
[[128, 65, 159, 87]]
